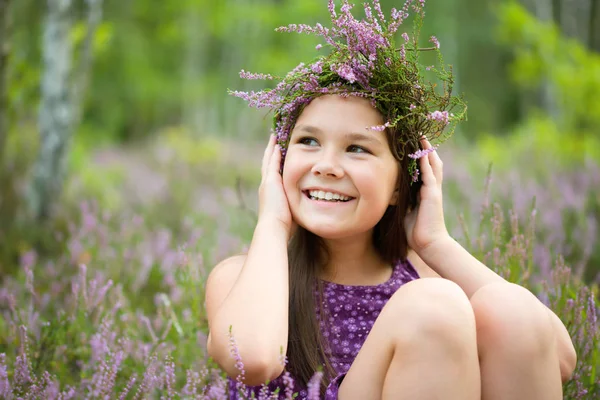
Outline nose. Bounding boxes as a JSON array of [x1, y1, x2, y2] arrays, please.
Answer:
[[311, 150, 344, 178]]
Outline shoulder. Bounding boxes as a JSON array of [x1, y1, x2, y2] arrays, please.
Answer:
[[407, 249, 441, 279], [205, 254, 247, 322]]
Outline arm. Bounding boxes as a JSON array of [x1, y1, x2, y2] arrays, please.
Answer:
[[410, 239, 577, 382], [206, 219, 289, 386]]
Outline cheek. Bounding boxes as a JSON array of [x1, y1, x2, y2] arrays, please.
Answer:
[[281, 154, 301, 193]]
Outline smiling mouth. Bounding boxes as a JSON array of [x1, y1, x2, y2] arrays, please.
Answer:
[[303, 191, 355, 203]]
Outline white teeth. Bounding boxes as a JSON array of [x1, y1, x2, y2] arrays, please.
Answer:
[[308, 190, 351, 201]]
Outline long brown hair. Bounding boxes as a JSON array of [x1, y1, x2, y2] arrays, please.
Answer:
[[284, 122, 421, 395]]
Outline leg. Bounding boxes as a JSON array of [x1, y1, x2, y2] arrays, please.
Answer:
[[470, 282, 562, 400], [338, 278, 481, 400]]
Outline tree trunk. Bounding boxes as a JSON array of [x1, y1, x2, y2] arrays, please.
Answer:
[[26, 0, 74, 220], [26, 0, 102, 220], [0, 0, 10, 163], [72, 0, 102, 126], [559, 0, 593, 44], [591, 0, 600, 52]]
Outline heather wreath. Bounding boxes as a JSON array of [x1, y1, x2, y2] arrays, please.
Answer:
[[229, 0, 466, 183]]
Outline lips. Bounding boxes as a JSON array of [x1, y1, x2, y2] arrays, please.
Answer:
[[302, 187, 355, 199]]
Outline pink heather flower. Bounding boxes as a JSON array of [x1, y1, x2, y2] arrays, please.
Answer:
[[409, 104, 416, 110], [315, 43, 322, 50], [307, 371, 324, 400], [282, 370, 295, 400], [240, 69, 274, 80], [411, 168, 420, 182], [429, 35, 440, 48], [118, 375, 137, 400], [426, 65, 433, 71], [14, 353, 31, 387], [401, 32, 410, 42], [372, 0, 386, 24], [426, 110, 450, 125], [328, 0, 337, 19], [0, 354, 10, 398], [163, 357, 176, 399], [228, 328, 246, 394], [408, 146, 437, 159], [368, 121, 391, 131]]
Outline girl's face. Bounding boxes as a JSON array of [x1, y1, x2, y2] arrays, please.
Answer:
[[282, 94, 399, 240]]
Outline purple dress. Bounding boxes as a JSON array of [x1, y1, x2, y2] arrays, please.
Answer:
[[227, 258, 420, 399]]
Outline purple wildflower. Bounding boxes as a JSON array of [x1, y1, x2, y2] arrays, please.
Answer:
[[311, 61, 323, 74], [408, 146, 437, 159], [315, 44, 322, 50], [367, 121, 391, 131], [426, 110, 450, 125], [411, 167, 420, 182], [240, 70, 274, 80], [228, 327, 246, 394], [306, 371, 324, 400], [430, 35, 440, 48], [0, 354, 10, 398]]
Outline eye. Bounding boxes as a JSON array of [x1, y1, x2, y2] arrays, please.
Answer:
[[347, 145, 370, 154], [298, 136, 319, 146]]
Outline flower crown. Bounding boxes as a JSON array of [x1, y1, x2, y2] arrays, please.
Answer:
[[229, 0, 466, 184]]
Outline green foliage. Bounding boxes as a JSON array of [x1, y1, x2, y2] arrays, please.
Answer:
[[66, 137, 126, 212], [496, 2, 600, 143], [477, 115, 600, 172]]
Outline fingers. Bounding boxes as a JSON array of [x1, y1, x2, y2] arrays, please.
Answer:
[[419, 137, 443, 185], [261, 134, 276, 180], [270, 143, 282, 179]]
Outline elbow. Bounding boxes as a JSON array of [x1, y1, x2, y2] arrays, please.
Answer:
[[559, 345, 577, 383], [208, 334, 285, 386], [235, 357, 285, 386]]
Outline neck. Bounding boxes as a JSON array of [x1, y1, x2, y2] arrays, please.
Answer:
[[318, 231, 390, 285]]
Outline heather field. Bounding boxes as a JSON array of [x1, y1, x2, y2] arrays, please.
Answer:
[[0, 131, 598, 399]]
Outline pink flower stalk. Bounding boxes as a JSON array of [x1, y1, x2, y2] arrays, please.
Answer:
[[411, 168, 420, 182], [0, 354, 11, 398], [306, 371, 324, 400], [228, 327, 247, 397], [367, 121, 391, 131], [239, 70, 274, 80], [408, 146, 437, 159]]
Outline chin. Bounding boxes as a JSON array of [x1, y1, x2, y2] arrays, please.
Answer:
[[297, 220, 363, 240]]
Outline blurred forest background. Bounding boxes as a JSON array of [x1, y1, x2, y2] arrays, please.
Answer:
[[0, 0, 599, 281]]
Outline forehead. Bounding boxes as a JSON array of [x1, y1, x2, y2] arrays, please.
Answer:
[[292, 95, 384, 135]]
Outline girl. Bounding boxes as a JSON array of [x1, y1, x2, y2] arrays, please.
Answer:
[[205, 1, 576, 399]]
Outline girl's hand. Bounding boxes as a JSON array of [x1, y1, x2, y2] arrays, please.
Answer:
[[258, 134, 296, 238], [404, 138, 450, 254]]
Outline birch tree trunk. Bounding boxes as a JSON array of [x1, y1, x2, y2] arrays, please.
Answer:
[[26, 0, 74, 220], [0, 0, 10, 163], [27, 0, 102, 220]]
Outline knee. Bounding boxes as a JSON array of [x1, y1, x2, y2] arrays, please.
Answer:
[[470, 282, 554, 357], [387, 278, 477, 350]]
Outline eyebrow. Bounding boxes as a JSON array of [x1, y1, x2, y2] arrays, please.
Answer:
[[295, 124, 383, 146]]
